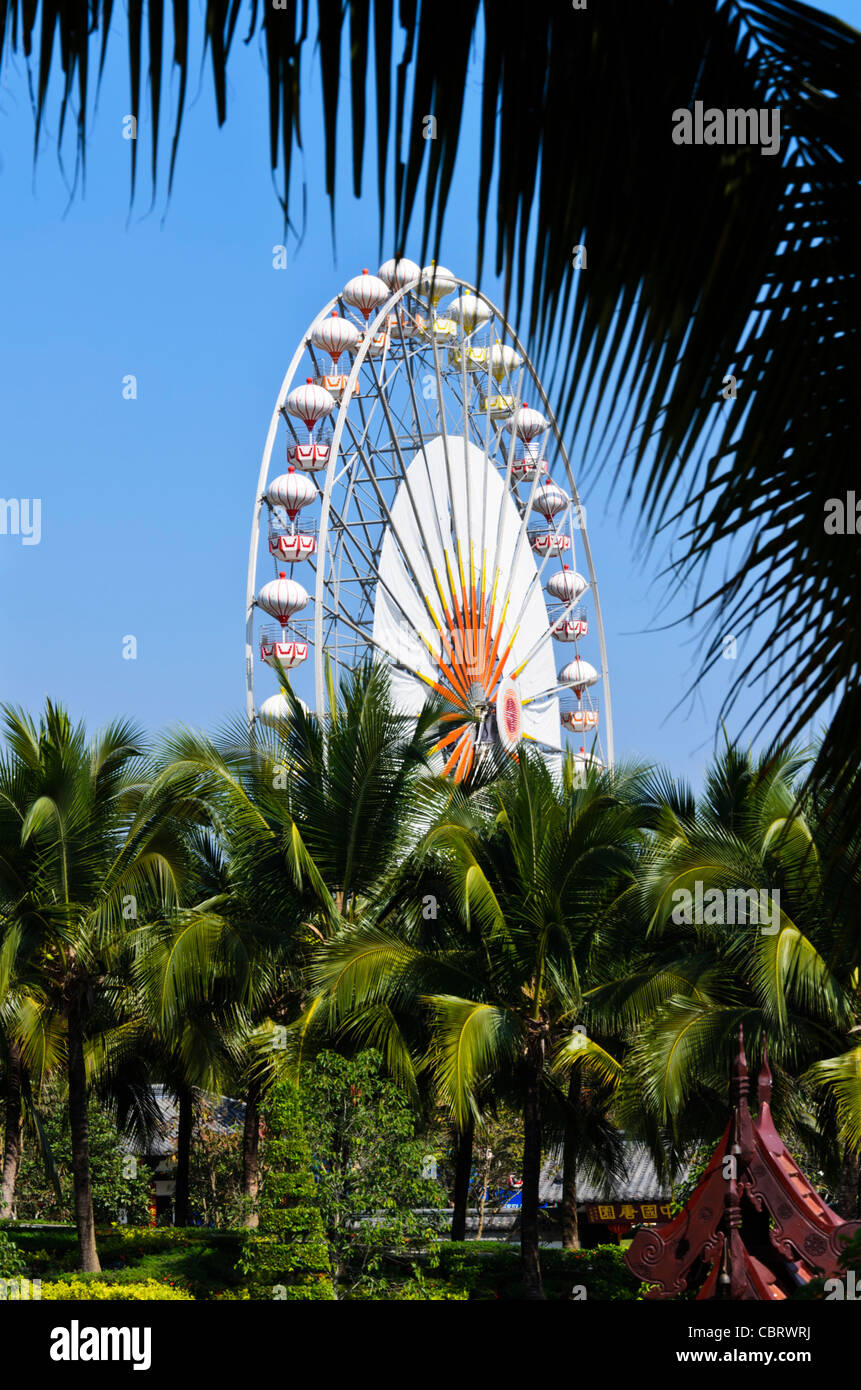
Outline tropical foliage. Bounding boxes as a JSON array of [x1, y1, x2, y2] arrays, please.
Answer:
[[599, 745, 861, 1202], [297, 1048, 445, 1297], [0, 671, 859, 1299], [12, 1084, 153, 1226]]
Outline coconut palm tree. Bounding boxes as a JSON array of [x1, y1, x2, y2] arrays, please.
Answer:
[[303, 784, 490, 1239], [0, 817, 31, 1217], [312, 749, 646, 1296], [129, 929, 241, 1224], [0, 701, 187, 1270], [0, 998, 65, 1221], [0, 1042, 23, 1219], [597, 743, 861, 1207], [150, 661, 442, 1220]]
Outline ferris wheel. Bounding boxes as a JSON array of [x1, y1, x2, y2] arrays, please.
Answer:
[[245, 258, 613, 780]]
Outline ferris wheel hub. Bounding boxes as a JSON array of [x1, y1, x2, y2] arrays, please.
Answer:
[[467, 680, 488, 710]]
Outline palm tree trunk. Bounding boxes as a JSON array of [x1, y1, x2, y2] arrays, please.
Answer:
[[476, 1144, 493, 1240], [1, 1040, 23, 1220], [241, 1077, 261, 1228], [521, 1033, 545, 1299], [67, 1004, 100, 1272], [450, 1118, 474, 1241], [836, 1146, 861, 1221], [561, 1068, 581, 1250], [174, 1085, 193, 1226]]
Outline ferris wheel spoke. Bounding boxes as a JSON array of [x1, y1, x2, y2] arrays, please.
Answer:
[[486, 364, 528, 636], [362, 340, 462, 624], [324, 465, 411, 606], [319, 599, 467, 711], [341, 404, 451, 619], [406, 327, 462, 580], [359, 369, 422, 456], [332, 439, 385, 567], [503, 507, 585, 665], [427, 331, 458, 516], [411, 323, 491, 647], [455, 308, 483, 661], [521, 679, 583, 708], [339, 411, 464, 668], [487, 419, 561, 667], [319, 600, 429, 681], [432, 319, 477, 628], [317, 512, 443, 682], [349, 379, 386, 461], [503, 559, 560, 666]]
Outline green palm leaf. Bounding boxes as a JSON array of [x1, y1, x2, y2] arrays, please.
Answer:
[[805, 1046, 861, 1150], [425, 995, 523, 1129]]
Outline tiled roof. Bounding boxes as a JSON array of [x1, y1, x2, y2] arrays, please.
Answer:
[[537, 1141, 689, 1205], [127, 1085, 246, 1157]]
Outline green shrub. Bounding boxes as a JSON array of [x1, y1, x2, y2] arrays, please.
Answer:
[[8, 1225, 246, 1296], [563, 1245, 640, 1300], [298, 1049, 446, 1296], [346, 1279, 469, 1300], [432, 1241, 639, 1300], [0, 1228, 26, 1280], [101, 1225, 237, 1251], [40, 1278, 193, 1300]]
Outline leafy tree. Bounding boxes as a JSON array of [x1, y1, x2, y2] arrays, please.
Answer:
[[131, 907, 247, 1226], [298, 1049, 445, 1298], [0, 732, 51, 1218], [152, 662, 440, 1221], [0, 701, 186, 1269], [448, 1103, 523, 1241], [0, 1227, 26, 1281], [12, 1083, 152, 1226], [239, 1079, 334, 1300], [187, 1100, 245, 1230]]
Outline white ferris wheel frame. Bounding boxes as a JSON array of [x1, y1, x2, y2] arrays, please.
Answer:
[[245, 273, 614, 768]]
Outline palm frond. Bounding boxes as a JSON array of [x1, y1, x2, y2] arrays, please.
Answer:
[[804, 1045, 861, 1151], [424, 995, 523, 1129], [550, 1033, 623, 1091]]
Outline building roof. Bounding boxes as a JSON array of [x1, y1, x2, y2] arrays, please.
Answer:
[[531, 1141, 689, 1207], [128, 1085, 246, 1158]]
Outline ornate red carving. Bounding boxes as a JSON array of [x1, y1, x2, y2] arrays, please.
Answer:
[[625, 1031, 860, 1299]]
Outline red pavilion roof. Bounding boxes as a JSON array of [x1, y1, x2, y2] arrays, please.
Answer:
[[625, 1028, 860, 1299]]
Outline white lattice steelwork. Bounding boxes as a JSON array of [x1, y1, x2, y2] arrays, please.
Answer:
[[246, 260, 613, 779]]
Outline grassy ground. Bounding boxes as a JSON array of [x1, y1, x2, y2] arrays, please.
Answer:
[[10, 1227, 244, 1299]]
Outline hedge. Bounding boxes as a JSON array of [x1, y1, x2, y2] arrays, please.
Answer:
[[432, 1241, 640, 1300], [238, 1080, 335, 1301], [39, 1278, 193, 1301]]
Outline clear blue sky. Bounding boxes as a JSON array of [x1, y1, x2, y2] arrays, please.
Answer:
[[1, 1, 856, 786]]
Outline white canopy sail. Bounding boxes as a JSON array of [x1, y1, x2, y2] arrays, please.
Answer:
[[372, 433, 561, 752]]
